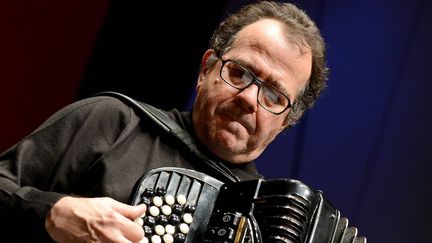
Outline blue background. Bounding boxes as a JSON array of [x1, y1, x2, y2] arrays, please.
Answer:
[[253, 1, 432, 242]]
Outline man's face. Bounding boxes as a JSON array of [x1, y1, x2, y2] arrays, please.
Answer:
[[192, 19, 312, 163]]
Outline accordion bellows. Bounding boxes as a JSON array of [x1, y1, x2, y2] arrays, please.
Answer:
[[129, 167, 366, 243]]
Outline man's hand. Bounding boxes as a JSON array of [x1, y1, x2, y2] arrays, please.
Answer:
[[45, 196, 147, 243]]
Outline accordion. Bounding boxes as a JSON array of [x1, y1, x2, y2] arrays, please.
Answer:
[[130, 167, 366, 243]]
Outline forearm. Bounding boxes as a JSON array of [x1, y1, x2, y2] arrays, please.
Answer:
[[0, 139, 67, 241], [0, 96, 137, 241], [0, 177, 65, 242]]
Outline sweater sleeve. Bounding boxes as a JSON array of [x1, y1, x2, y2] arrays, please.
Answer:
[[0, 96, 134, 242]]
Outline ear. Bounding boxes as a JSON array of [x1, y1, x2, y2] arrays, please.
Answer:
[[280, 111, 295, 131], [200, 49, 216, 78], [280, 108, 303, 131], [197, 49, 216, 91], [280, 119, 290, 132]]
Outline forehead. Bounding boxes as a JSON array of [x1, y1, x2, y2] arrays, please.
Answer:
[[226, 19, 312, 97], [231, 18, 308, 56]]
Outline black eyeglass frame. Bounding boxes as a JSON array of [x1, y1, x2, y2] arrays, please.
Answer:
[[218, 58, 292, 115]]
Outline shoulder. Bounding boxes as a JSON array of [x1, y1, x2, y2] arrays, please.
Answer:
[[36, 96, 137, 133], [70, 95, 133, 114], [165, 108, 192, 130]]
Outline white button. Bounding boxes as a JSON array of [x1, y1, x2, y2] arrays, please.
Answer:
[[151, 235, 161, 243], [176, 195, 187, 205], [182, 213, 193, 224], [165, 224, 175, 234], [149, 206, 160, 217], [155, 225, 165, 236], [165, 195, 175, 205], [163, 234, 174, 243], [153, 196, 163, 207], [139, 237, 149, 243], [179, 223, 190, 234], [161, 205, 172, 216]]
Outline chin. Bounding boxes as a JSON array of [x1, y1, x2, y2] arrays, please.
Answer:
[[205, 127, 256, 162], [213, 139, 257, 163], [221, 151, 258, 164]]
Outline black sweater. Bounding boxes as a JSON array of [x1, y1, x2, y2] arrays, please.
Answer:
[[0, 95, 261, 242]]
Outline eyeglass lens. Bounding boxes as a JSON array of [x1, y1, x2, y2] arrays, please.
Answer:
[[220, 60, 290, 114]]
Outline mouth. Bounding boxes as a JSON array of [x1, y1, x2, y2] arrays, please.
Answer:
[[220, 109, 255, 134]]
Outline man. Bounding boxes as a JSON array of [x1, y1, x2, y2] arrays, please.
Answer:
[[0, 1, 328, 242]]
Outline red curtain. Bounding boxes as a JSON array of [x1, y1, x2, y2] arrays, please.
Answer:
[[0, 1, 110, 151]]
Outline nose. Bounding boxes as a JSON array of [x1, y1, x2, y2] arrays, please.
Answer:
[[234, 83, 259, 113]]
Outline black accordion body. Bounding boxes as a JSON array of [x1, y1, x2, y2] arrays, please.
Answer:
[[130, 167, 366, 243]]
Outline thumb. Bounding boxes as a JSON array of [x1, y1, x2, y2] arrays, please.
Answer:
[[112, 202, 147, 219]]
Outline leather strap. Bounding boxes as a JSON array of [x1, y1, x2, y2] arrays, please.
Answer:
[[92, 91, 241, 183]]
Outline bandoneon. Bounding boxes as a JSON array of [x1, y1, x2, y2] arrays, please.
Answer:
[[130, 167, 366, 243]]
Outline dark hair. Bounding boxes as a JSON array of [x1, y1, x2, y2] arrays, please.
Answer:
[[208, 1, 329, 126]]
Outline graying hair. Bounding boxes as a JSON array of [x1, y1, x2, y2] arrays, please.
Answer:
[[206, 1, 329, 126]]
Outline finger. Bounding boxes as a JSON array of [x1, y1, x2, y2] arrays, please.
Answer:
[[136, 237, 150, 243], [115, 212, 145, 242], [108, 201, 147, 242], [112, 202, 147, 219], [113, 234, 136, 243]]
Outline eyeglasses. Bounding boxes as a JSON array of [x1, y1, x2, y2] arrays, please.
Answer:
[[219, 59, 292, 115]]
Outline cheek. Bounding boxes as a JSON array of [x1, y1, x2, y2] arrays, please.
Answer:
[[194, 80, 224, 121], [198, 78, 230, 105], [256, 115, 285, 141]]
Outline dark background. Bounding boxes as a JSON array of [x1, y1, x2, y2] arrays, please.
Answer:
[[1, 0, 431, 242]]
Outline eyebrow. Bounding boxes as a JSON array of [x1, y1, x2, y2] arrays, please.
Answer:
[[232, 58, 290, 96]]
